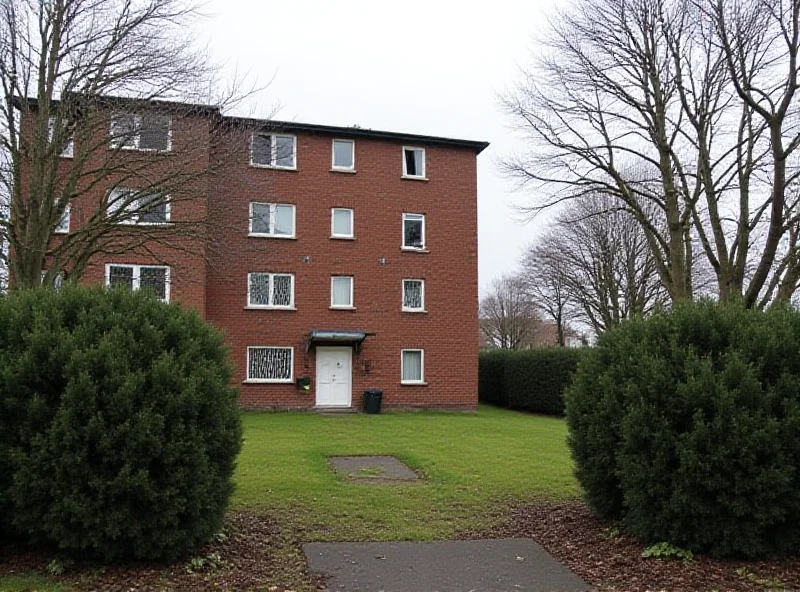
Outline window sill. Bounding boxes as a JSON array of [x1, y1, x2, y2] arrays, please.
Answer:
[[59, 154, 74, 159], [330, 235, 356, 241], [53, 230, 69, 235], [400, 381, 428, 386], [249, 163, 298, 171], [244, 306, 297, 311], [401, 247, 430, 254], [329, 306, 356, 311], [402, 309, 427, 314], [242, 379, 294, 384], [111, 146, 174, 154], [330, 168, 357, 174], [401, 175, 429, 182], [248, 234, 297, 240]]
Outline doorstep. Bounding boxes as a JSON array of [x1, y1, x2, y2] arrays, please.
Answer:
[[313, 406, 358, 414]]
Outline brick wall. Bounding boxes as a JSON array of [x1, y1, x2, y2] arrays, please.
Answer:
[[32, 104, 481, 411], [206, 126, 479, 411]]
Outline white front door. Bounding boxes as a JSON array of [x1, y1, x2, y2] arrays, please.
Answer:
[[316, 347, 352, 407]]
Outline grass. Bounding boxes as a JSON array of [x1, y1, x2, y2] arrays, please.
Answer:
[[0, 405, 577, 591], [233, 404, 578, 540], [0, 574, 66, 592]]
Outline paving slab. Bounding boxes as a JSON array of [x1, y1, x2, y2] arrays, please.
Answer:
[[304, 538, 590, 592], [328, 455, 420, 482]]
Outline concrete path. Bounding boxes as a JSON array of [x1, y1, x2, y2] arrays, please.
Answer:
[[304, 539, 590, 592]]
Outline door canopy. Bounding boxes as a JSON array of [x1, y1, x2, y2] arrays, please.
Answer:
[[306, 329, 371, 353]]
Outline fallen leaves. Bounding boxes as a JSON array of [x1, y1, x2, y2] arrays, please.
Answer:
[[479, 500, 800, 592]]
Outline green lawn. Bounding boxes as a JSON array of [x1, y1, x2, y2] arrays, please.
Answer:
[[234, 404, 578, 540], [0, 574, 65, 592], [0, 405, 577, 591]]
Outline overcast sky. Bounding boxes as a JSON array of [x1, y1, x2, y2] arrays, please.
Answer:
[[200, 0, 557, 295]]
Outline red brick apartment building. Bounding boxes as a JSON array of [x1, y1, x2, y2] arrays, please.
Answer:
[[29, 99, 488, 411]]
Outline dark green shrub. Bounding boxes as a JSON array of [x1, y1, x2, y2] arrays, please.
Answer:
[[505, 348, 585, 416], [479, 348, 585, 416], [0, 285, 242, 561], [478, 350, 508, 406], [566, 301, 800, 558]]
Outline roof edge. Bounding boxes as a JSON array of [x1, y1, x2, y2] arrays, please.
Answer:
[[15, 95, 490, 154], [225, 116, 490, 154]]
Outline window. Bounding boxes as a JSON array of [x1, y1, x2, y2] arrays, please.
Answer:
[[109, 113, 171, 151], [106, 264, 170, 302], [107, 188, 170, 224], [402, 213, 425, 250], [249, 203, 295, 237], [402, 279, 425, 311], [331, 208, 354, 238], [250, 133, 296, 168], [54, 204, 70, 234], [332, 139, 355, 170], [331, 276, 354, 308], [247, 346, 293, 382], [41, 271, 64, 291], [402, 147, 425, 178], [247, 273, 294, 308], [401, 349, 424, 384], [48, 117, 74, 158]]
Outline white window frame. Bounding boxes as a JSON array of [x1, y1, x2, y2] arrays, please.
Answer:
[[401, 349, 425, 384], [41, 270, 64, 291], [48, 116, 74, 158], [331, 208, 354, 239], [402, 278, 425, 312], [107, 188, 171, 225], [250, 133, 297, 169], [330, 275, 354, 309], [248, 202, 296, 238], [109, 113, 173, 152], [402, 213, 426, 250], [246, 346, 294, 383], [331, 139, 355, 171], [402, 146, 426, 179], [104, 263, 171, 302], [246, 272, 295, 309], [54, 203, 71, 234]]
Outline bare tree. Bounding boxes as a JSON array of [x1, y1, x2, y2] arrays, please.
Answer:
[[0, 0, 259, 289], [501, 0, 800, 308], [479, 274, 538, 349], [519, 245, 573, 346], [526, 195, 669, 335]]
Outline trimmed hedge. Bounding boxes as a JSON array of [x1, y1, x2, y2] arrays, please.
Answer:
[[566, 301, 800, 559], [478, 350, 508, 407], [479, 348, 586, 416], [0, 285, 242, 561]]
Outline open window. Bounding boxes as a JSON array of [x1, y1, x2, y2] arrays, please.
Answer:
[[402, 147, 425, 178]]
